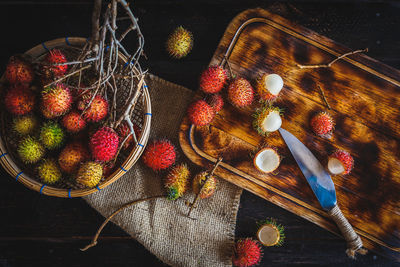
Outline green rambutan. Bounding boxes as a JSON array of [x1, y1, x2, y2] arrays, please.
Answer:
[[142, 139, 176, 171], [37, 159, 62, 184], [228, 77, 254, 108], [117, 121, 141, 150], [5, 86, 35, 115], [165, 163, 190, 200], [232, 238, 263, 267], [41, 84, 72, 118], [252, 105, 283, 136], [166, 26, 193, 59], [17, 136, 45, 164], [39, 121, 65, 150], [76, 161, 103, 187], [187, 99, 215, 126], [89, 127, 119, 162], [255, 73, 283, 102], [192, 171, 217, 199], [256, 218, 285, 247], [12, 115, 38, 136], [62, 111, 86, 133], [58, 142, 89, 174], [77, 94, 108, 122], [310, 112, 334, 138], [199, 65, 227, 94], [5, 55, 34, 85], [44, 49, 68, 77]]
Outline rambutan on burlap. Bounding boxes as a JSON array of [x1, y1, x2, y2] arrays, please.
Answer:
[[84, 74, 242, 267]]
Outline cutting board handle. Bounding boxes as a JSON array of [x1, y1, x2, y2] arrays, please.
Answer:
[[328, 204, 368, 258]]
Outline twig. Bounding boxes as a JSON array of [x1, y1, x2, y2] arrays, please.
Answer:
[[317, 84, 331, 109], [187, 157, 223, 217], [91, 0, 102, 53], [296, 48, 368, 69], [80, 195, 164, 251], [43, 65, 91, 88]]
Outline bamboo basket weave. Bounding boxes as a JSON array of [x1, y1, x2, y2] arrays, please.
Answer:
[[0, 37, 151, 198]]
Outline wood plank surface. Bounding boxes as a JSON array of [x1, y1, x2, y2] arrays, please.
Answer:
[[179, 8, 400, 261]]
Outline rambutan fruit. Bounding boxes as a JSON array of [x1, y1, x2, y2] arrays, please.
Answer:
[[228, 77, 254, 108], [77, 94, 108, 122], [142, 139, 176, 171], [58, 142, 89, 174], [76, 161, 103, 187], [192, 171, 217, 199], [41, 84, 72, 118], [12, 115, 38, 136], [256, 218, 285, 247], [37, 159, 62, 184], [199, 65, 227, 94], [252, 105, 283, 136], [310, 112, 334, 138], [39, 121, 64, 150], [187, 99, 215, 126], [206, 93, 224, 113], [327, 150, 354, 175], [117, 121, 141, 150], [62, 111, 86, 133], [5, 86, 35, 115], [232, 238, 263, 267], [44, 49, 68, 77], [165, 163, 190, 200], [255, 73, 283, 102], [166, 26, 193, 59], [253, 147, 281, 174], [5, 55, 34, 85], [89, 127, 119, 162], [17, 136, 45, 164]]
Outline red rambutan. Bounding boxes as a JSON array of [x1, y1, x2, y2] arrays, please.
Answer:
[[62, 111, 86, 133], [5, 86, 35, 115], [41, 84, 72, 118], [199, 65, 227, 94], [310, 112, 334, 138], [187, 99, 215, 126], [117, 121, 141, 150], [44, 49, 68, 77], [228, 77, 254, 108], [142, 139, 176, 171], [206, 93, 224, 113], [327, 150, 354, 175], [89, 127, 120, 162], [77, 94, 108, 122], [232, 238, 263, 267], [5, 56, 34, 85]]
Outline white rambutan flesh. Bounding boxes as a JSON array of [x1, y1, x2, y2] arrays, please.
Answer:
[[261, 110, 282, 133], [264, 74, 283, 96], [257, 224, 279, 246], [327, 157, 345, 175], [254, 148, 280, 173]]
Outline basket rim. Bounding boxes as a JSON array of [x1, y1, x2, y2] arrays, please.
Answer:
[[0, 37, 151, 198]]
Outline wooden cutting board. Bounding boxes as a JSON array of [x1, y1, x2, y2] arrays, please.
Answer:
[[179, 8, 400, 261]]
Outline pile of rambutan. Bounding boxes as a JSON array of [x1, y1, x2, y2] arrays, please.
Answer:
[[1, 49, 142, 190]]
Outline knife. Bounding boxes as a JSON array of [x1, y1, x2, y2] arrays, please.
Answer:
[[278, 128, 367, 258]]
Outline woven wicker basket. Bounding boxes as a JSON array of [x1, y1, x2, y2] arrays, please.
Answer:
[[0, 37, 151, 198]]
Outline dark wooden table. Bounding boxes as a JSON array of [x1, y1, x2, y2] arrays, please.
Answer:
[[0, 1, 399, 266]]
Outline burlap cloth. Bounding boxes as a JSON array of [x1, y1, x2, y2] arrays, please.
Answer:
[[84, 74, 243, 267]]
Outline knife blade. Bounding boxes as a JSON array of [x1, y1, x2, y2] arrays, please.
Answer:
[[278, 128, 366, 258]]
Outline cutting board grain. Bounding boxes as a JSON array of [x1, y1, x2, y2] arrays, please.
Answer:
[[179, 8, 400, 261]]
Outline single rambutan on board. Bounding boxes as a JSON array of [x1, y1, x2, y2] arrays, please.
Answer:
[[252, 105, 283, 136], [76, 161, 103, 188], [232, 238, 263, 267], [58, 142, 89, 174], [187, 99, 215, 126], [165, 163, 190, 200], [253, 147, 281, 174], [166, 26, 193, 59], [328, 150, 354, 175], [228, 77, 254, 108], [255, 73, 283, 102], [44, 49, 68, 77], [310, 112, 334, 138], [5, 55, 34, 85], [89, 127, 119, 162], [117, 121, 141, 150], [206, 93, 224, 113], [199, 65, 227, 94], [41, 84, 72, 118], [142, 139, 176, 171], [192, 171, 217, 199], [62, 111, 86, 133], [5, 86, 35, 115], [77, 94, 108, 122]]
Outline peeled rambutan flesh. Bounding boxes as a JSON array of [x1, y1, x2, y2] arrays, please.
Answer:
[[5, 86, 35, 115], [327, 150, 354, 175], [62, 111, 86, 133], [165, 163, 190, 200], [142, 139, 176, 171], [206, 93, 224, 113], [310, 112, 334, 137], [187, 99, 215, 126], [39, 121, 65, 150], [44, 49, 68, 77], [166, 26, 193, 59], [37, 159, 62, 184], [58, 142, 89, 174], [232, 238, 263, 267], [13, 115, 38, 136], [17, 136, 45, 164], [253, 105, 283, 136], [89, 127, 119, 162], [41, 84, 72, 118], [228, 77, 254, 108], [256, 73, 283, 102], [192, 171, 217, 199], [5, 55, 34, 85], [199, 65, 227, 94], [77, 94, 108, 122], [117, 121, 141, 150], [76, 161, 103, 187], [253, 147, 280, 173]]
